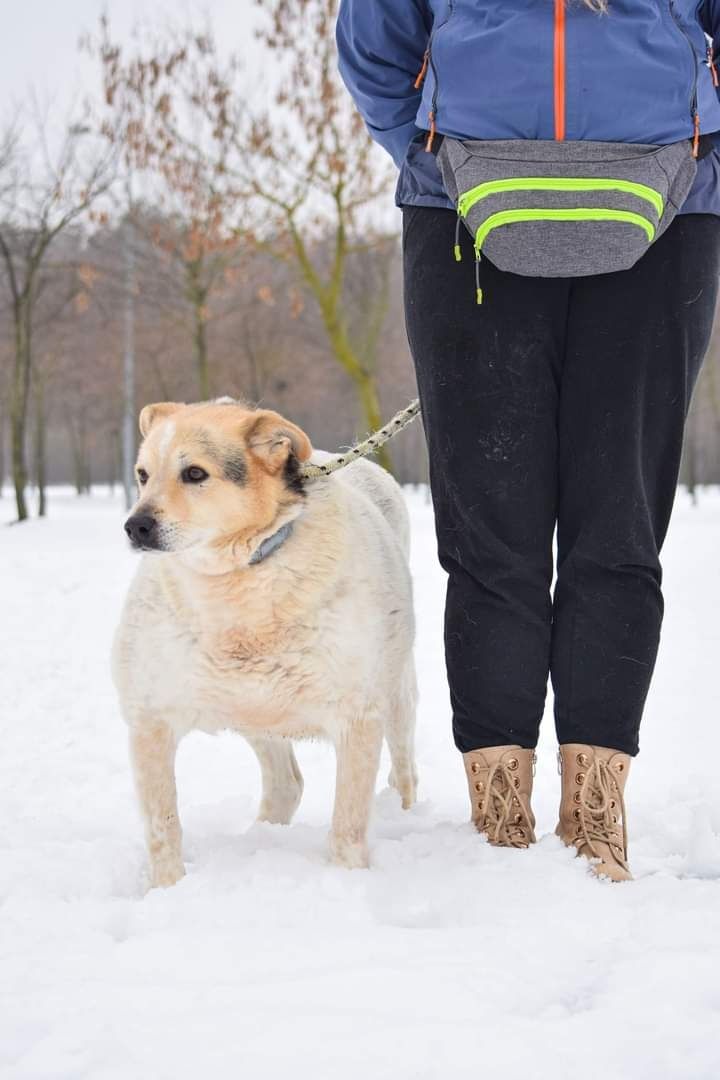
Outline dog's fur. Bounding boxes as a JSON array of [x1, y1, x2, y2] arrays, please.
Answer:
[[112, 399, 418, 887]]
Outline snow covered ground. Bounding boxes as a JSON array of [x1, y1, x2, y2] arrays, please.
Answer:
[[2, 485, 720, 1080]]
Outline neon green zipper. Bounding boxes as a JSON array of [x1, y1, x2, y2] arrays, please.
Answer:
[[458, 177, 664, 220], [473, 208, 656, 253]]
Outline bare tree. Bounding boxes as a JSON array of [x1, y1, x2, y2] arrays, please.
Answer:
[[234, 0, 396, 468], [345, 238, 396, 388], [0, 340, 9, 499], [89, 18, 248, 399], [0, 106, 117, 520], [0, 123, 18, 501], [92, 5, 396, 468]]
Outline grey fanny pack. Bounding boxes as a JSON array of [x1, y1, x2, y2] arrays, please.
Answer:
[[435, 138, 698, 301]]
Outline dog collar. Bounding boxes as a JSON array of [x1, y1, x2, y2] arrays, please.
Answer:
[[248, 522, 294, 566]]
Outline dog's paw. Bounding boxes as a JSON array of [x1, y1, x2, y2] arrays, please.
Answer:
[[149, 857, 186, 890], [388, 767, 418, 810], [328, 834, 370, 870], [256, 793, 301, 826]]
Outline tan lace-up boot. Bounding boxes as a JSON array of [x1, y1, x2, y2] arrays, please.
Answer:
[[557, 744, 632, 881], [463, 746, 537, 848]]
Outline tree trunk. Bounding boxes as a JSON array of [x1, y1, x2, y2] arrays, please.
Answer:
[[109, 428, 121, 496], [244, 336, 263, 403], [10, 296, 32, 522], [186, 260, 211, 399], [286, 216, 395, 475], [68, 413, 90, 496], [71, 435, 84, 495], [0, 398, 5, 500], [323, 312, 393, 474], [685, 404, 700, 505], [355, 368, 392, 474], [702, 353, 720, 441], [33, 369, 47, 517], [194, 305, 210, 399]]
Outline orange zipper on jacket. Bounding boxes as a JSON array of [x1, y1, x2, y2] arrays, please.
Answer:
[[415, 49, 430, 90], [554, 0, 566, 141]]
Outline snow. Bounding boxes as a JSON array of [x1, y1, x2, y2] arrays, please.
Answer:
[[2, 485, 720, 1080]]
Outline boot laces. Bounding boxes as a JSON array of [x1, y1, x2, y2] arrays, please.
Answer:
[[482, 762, 536, 848], [576, 759, 628, 868]]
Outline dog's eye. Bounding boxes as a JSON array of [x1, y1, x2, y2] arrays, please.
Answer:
[[137, 468, 149, 486], [181, 466, 209, 484]]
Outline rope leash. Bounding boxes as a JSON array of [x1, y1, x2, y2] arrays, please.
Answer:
[[300, 398, 421, 480]]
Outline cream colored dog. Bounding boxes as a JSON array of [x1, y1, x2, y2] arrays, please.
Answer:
[[112, 398, 418, 887]]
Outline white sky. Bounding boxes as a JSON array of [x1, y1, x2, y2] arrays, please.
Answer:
[[1, 0, 263, 116]]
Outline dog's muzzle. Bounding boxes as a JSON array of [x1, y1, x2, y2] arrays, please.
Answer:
[[124, 513, 161, 550]]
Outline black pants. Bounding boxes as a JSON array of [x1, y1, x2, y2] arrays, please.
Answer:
[[403, 207, 720, 756]]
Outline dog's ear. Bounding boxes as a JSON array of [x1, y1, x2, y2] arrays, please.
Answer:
[[138, 402, 184, 438], [243, 410, 313, 473]]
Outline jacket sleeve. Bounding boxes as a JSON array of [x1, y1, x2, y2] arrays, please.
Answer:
[[336, 0, 432, 168], [701, 3, 720, 66]]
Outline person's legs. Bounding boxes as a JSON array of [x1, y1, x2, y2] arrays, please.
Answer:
[[403, 205, 565, 753], [551, 214, 720, 756]]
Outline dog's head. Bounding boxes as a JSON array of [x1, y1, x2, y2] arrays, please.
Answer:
[[124, 399, 313, 570]]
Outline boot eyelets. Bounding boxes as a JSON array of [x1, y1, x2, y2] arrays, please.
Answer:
[[575, 773, 585, 785], [576, 753, 590, 767], [573, 791, 582, 804], [612, 815, 618, 824], [466, 750, 536, 849], [573, 808, 581, 821], [616, 762, 625, 772], [576, 825, 583, 835], [610, 800, 616, 809]]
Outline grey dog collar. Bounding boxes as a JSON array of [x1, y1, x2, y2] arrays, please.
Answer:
[[248, 522, 294, 566]]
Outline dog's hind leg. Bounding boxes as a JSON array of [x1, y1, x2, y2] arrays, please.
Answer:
[[129, 720, 185, 890], [385, 661, 419, 810], [329, 710, 383, 869], [246, 736, 304, 825]]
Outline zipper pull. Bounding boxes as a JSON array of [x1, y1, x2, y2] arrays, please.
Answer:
[[475, 250, 483, 305], [693, 110, 701, 158], [708, 45, 719, 88], [424, 110, 437, 154], [414, 49, 430, 90], [454, 214, 462, 262]]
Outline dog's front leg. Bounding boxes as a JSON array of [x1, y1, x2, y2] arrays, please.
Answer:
[[329, 711, 383, 869], [129, 720, 185, 889], [246, 736, 304, 825]]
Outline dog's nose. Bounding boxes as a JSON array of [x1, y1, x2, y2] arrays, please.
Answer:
[[124, 513, 158, 548]]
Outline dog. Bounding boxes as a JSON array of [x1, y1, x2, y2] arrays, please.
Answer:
[[112, 398, 418, 887]]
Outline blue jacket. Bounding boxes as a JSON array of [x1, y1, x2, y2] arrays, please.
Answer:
[[337, 1, 720, 216]]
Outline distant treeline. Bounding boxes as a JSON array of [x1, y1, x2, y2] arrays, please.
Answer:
[[0, 211, 425, 493], [0, 2, 718, 519], [1, 204, 719, 497]]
